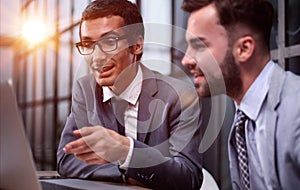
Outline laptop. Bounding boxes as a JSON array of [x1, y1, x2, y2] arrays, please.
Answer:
[[0, 81, 143, 190]]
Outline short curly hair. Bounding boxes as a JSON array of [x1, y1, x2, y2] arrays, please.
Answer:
[[79, 0, 144, 59]]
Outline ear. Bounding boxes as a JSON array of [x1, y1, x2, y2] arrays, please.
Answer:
[[131, 35, 144, 55], [234, 36, 255, 62]]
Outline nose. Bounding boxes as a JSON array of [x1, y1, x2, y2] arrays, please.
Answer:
[[91, 45, 107, 70], [92, 44, 107, 61], [181, 52, 196, 69]]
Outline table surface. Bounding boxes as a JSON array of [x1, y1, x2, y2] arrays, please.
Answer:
[[37, 171, 150, 190]]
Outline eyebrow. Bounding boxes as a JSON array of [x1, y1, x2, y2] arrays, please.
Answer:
[[81, 31, 121, 41], [189, 37, 207, 45]]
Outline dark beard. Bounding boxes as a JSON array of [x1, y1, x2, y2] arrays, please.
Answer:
[[221, 49, 243, 98]]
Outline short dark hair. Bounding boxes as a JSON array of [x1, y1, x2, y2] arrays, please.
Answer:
[[79, 0, 144, 59], [182, 0, 274, 51]]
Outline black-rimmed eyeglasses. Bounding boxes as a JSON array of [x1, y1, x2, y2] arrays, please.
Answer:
[[75, 35, 128, 55]]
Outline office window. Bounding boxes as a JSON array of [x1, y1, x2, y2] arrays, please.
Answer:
[[140, 0, 172, 75], [270, 0, 300, 75]]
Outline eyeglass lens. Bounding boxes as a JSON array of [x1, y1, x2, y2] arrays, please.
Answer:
[[77, 36, 126, 55]]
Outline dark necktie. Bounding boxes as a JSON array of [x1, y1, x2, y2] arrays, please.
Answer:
[[95, 85, 126, 136], [111, 97, 128, 136], [235, 110, 250, 190]]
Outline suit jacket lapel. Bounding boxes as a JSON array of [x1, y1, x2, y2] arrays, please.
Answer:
[[228, 117, 242, 189], [261, 64, 285, 189], [137, 65, 159, 142], [95, 65, 160, 141], [95, 85, 120, 132]]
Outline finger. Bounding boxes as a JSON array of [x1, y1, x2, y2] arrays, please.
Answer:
[[77, 126, 102, 137], [74, 151, 97, 160], [73, 130, 81, 137], [75, 152, 109, 165], [63, 138, 91, 154]]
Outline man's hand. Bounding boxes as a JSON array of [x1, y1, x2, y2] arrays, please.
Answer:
[[63, 126, 130, 165]]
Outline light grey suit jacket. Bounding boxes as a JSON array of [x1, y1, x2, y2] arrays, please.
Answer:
[[228, 63, 300, 189], [57, 64, 203, 190]]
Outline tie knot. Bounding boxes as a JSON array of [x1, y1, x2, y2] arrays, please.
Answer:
[[111, 97, 128, 120], [235, 110, 248, 126], [237, 109, 247, 118]]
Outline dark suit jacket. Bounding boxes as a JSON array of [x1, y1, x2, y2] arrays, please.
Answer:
[[57, 64, 203, 190]]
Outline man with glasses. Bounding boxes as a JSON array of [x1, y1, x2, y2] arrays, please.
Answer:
[[57, 0, 203, 189]]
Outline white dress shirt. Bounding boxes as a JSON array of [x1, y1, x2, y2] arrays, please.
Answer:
[[102, 65, 143, 169]]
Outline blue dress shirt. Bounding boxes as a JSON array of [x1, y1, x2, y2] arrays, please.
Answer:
[[233, 61, 276, 189]]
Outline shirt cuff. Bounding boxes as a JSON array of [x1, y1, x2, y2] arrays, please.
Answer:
[[119, 137, 134, 170]]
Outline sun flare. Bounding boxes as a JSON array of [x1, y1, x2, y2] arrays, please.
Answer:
[[21, 19, 47, 44]]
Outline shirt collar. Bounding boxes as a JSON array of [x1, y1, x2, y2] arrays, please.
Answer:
[[102, 65, 143, 105], [236, 60, 275, 121]]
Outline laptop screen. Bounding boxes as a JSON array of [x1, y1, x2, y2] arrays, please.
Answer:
[[0, 81, 42, 190]]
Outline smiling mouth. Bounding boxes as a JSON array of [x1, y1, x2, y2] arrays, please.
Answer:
[[100, 65, 114, 73], [91, 64, 114, 73], [193, 70, 204, 78]]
